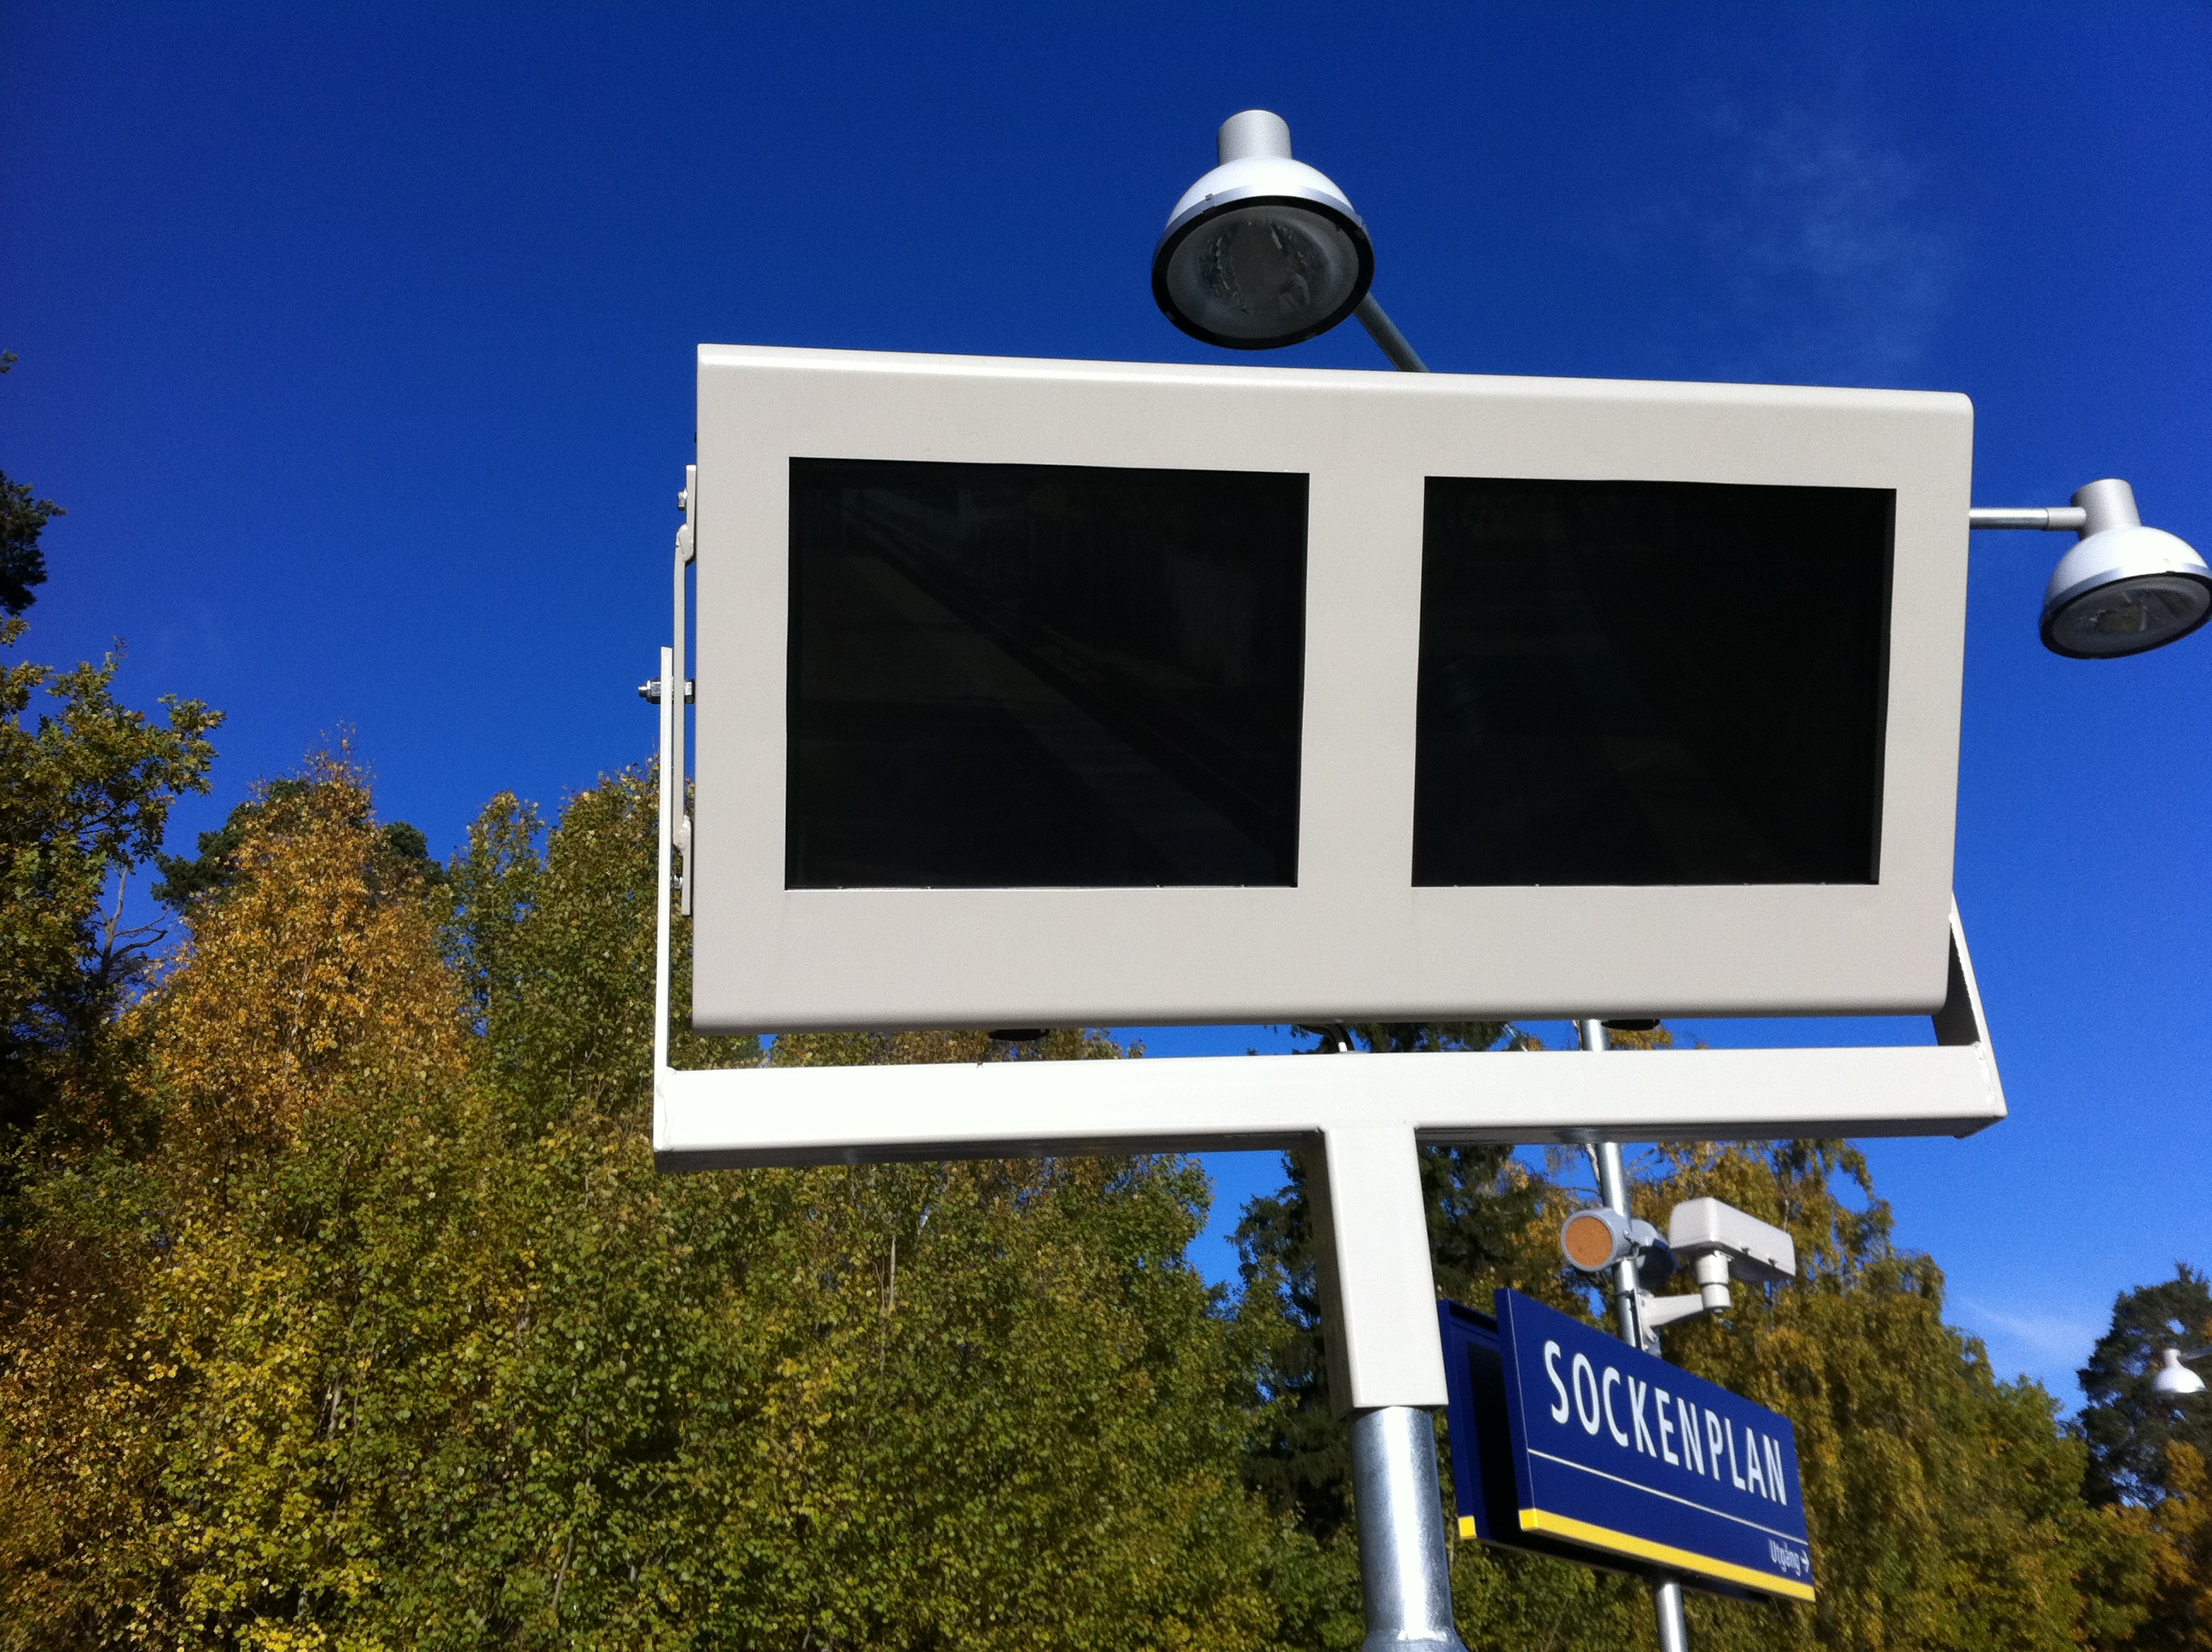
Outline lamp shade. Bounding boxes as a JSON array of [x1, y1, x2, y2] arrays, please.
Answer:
[[1153, 111, 1374, 350], [2041, 480, 2212, 658], [2151, 1348, 2208, 1397]]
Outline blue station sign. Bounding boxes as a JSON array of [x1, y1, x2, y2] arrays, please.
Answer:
[[1440, 1288, 1814, 1602]]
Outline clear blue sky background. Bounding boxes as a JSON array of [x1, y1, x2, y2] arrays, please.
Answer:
[[4, 3, 2206, 1405]]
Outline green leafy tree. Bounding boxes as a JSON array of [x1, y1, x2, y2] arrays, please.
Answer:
[[2100, 1440, 2212, 1652], [0, 621, 220, 1165], [0, 353, 61, 617], [2079, 1265, 2212, 1508], [2080, 1267, 2212, 1652], [153, 776, 441, 910]]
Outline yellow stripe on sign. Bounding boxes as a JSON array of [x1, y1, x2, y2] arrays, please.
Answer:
[[1458, 1515, 1477, 1539], [1516, 1509, 1816, 1602]]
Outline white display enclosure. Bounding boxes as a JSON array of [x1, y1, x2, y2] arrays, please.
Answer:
[[688, 345, 1974, 1035]]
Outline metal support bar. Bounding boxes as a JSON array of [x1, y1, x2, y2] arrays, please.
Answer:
[[1654, 1578, 1691, 1652], [657, 1036, 2004, 1167], [1968, 505, 2088, 532], [672, 466, 696, 915], [652, 905, 2002, 1165], [653, 643, 676, 1078], [1356, 294, 1429, 373], [1307, 1127, 1468, 1648]]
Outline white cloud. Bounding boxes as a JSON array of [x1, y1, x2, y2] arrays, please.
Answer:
[[1604, 102, 1963, 387], [1955, 1297, 2104, 1403]]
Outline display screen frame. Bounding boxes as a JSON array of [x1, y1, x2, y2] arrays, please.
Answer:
[[1411, 475, 1899, 890], [690, 345, 1973, 1033], [783, 456, 1313, 892]]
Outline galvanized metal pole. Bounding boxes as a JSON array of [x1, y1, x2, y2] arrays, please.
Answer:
[[1580, 1018, 1693, 1652], [1348, 1407, 1468, 1651], [1654, 1578, 1691, 1652]]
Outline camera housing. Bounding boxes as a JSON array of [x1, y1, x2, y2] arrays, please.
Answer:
[[1666, 1196, 1796, 1285]]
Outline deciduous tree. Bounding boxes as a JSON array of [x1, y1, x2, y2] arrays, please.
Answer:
[[0, 621, 219, 1167]]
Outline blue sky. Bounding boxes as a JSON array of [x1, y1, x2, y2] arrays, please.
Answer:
[[4, 3, 2207, 1404]]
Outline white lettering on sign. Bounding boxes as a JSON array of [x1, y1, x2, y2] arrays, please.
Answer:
[[1572, 1352, 1601, 1435], [1602, 1368, 1630, 1446], [1678, 1396, 1704, 1473], [1538, 1345, 1798, 1507], [1629, 1377, 1656, 1457]]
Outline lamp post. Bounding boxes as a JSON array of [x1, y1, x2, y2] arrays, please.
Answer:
[[1150, 105, 2208, 1652]]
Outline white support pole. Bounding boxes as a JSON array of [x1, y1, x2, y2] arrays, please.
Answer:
[[1312, 1126, 1449, 1414], [1309, 1125, 1466, 1652], [672, 468, 696, 916]]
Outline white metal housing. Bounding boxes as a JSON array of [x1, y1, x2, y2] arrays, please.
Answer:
[[690, 345, 1975, 1034], [1666, 1196, 1798, 1285]]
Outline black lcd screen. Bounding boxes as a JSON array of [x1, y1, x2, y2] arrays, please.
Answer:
[[787, 458, 1307, 888], [1413, 478, 1893, 887]]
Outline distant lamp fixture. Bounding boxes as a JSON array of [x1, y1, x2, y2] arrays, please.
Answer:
[[1971, 479, 2212, 658], [2152, 1347, 2209, 1397]]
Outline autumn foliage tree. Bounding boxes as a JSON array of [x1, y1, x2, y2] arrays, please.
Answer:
[[0, 762, 1284, 1650], [0, 640, 2184, 1650], [2081, 1268, 2212, 1652]]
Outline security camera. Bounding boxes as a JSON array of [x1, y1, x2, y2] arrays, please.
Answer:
[[1666, 1196, 1796, 1310], [1561, 1196, 1796, 1351]]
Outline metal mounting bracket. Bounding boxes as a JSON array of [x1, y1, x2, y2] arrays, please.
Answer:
[[646, 506, 2004, 1411]]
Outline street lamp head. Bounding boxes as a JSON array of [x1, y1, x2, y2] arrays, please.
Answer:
[[2152, 1347, 2209, 1397], [1152, 110, 1374, 351], [2041, 479, 2212, 659]]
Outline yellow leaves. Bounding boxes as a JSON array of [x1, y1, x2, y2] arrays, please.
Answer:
[[0, 759, 1273, 1649], [769, 1026, 1127, 1067], [1596, 1143, 2156, 1652], [2119, 1441, 2212, 1651], [146, 759, 466, 1173]]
